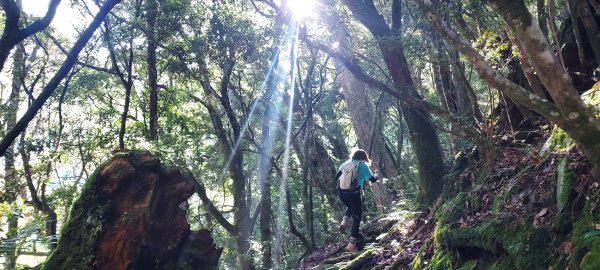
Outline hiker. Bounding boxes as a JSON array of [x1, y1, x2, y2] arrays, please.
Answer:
[[335, 149, 378, 252]]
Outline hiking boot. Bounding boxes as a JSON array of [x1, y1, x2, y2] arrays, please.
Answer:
[[345, 236, 359, 252], [338, 215, 350, 232], [345, 242, 358, 252]]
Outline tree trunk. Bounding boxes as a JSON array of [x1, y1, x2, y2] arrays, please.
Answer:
[[341, 0, 446, 206], [302, 129, 316, 249], [577, 0, 600, 62], [43, 150, 222, 269], [378, 44, 446, 206], [432, 33, 459, 153], [566, 0, 588, 66], [537, 0, 549, 37], [258, 73, 276, 269], [423, 0, 600, 175], [20, 138, 59, 251], [2, 31, 25, 270], [324, 3, 397, 211], [146, 0, 159, 141], [193, 51, 253, 268]]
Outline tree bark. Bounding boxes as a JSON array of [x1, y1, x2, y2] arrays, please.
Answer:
[[258, 55, 278, 268], [577, 0, 600, 62], [507, 29, 546, 98], [325, 1, 397, 210], [547, 0, 567, 69], [300, 56, 318, 249], [432, 33, 460, 153], [341, 0, 446, 206], [423, 0, 600, 175], [191, 47, 253, 268], [567, 0, 588, 66], [2, 28, 25, 270], [146, 0, 159, 141], [20, 141, 58, 251], [0, 0, 123, 157], [537, 0, 549, 37], [43, 150, 222, 269]]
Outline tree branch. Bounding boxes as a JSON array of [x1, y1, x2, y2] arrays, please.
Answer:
[[418, 1, 562, 123], [188, 173, 238, 235], [0, 0, 123, 157], [0, 0, 62, 71]]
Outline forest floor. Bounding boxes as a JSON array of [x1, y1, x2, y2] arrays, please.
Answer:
[[298, 134, 599, 269]]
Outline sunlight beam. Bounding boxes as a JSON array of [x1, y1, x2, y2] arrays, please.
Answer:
[[287, 0, 316, 19]]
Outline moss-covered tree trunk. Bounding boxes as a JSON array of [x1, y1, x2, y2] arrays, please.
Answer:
[[43, 150, 222, 270]]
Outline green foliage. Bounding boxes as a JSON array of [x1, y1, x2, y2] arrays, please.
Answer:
[[571, 200, 600, 269]]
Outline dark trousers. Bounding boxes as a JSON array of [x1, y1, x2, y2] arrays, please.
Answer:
[[339, 192, 362, 239]]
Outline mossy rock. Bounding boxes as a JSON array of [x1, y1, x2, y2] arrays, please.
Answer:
[[427, 249, 453, 269], [431, 192, 562, 269], [436, 217, 557, 269]]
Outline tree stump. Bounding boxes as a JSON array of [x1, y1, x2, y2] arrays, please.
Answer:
[[43, 150, 222, 270]]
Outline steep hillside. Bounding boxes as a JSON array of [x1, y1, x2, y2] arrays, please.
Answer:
[[299, 130, 600, 269]]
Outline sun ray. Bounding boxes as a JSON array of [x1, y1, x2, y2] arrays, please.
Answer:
[[287, 0, 317, 19]]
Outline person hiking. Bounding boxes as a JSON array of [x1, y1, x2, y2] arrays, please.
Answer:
[[335, 149, 378, 252]]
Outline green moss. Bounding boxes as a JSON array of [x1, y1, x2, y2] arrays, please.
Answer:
[[542, 85, 600, 155], [583, 82, 600, 116], [338, 248, 376, 270], [458, 260, 477, 270], [571, 200, 600, 269], [581, 247, 600, 270], [556, 157, 573, 212], [466, 194, 483, 212], [489, 257, 512, 270], [492, 190, 510, 214], [42, 159, 110, 269], [433, 193, 466, 249], [410, 245, 427, 270], [434, 207, 558, 269], [543, 127, 574, 153], [427, 249, 453, 270]]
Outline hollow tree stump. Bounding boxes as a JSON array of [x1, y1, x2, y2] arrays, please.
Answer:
[[43, 150, 222, 270]]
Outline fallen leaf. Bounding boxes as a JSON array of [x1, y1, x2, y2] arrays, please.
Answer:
[[535, 208, 548, 218], [559, 240, 574, 255], [596, 224, 600, 230]]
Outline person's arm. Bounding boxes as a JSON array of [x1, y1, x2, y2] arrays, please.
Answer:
[[358, 162, 378, 183]]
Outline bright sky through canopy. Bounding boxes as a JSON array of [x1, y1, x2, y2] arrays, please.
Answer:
[[287, 0, 317, 19], [21, 0, 78, 35]]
